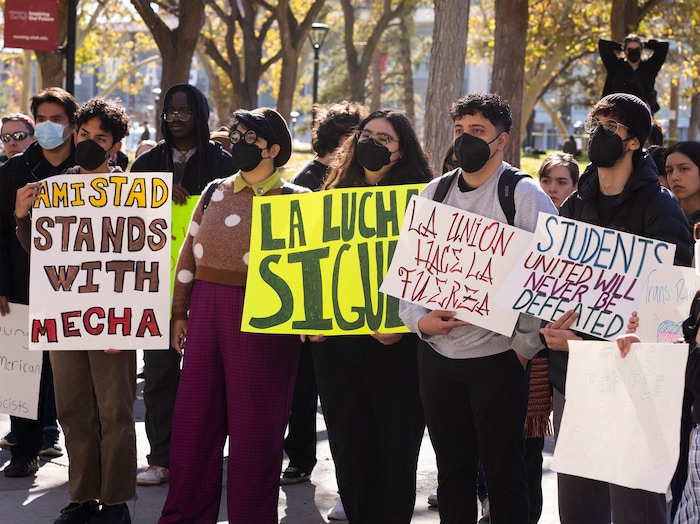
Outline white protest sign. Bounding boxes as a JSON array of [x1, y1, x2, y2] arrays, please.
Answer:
[[495, 212, 674, 340], [636, 265, 700, 343], [0, 303, 41, 418], [380, 195, 533, 336], [551, 340, 687, 493], [29, 173, 172, 350]]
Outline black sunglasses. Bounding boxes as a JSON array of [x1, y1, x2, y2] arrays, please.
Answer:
[[1, 131, 31, 142]]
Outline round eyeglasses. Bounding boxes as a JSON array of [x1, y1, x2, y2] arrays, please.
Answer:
[[230, 129, 258, 145], [1, 131, 31, 142], [356, 129, 399, 147], [162, 110, 193, 123], [584, 116, 629, 136]]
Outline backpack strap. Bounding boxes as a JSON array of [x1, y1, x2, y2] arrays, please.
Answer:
[[432, 167, 530, 226], [432, 171, 459, 203], [497, 167, 531, 226], [202, 178, 225, 210]]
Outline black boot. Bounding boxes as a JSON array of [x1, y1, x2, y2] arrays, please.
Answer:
[[53, 501, 100, 524]]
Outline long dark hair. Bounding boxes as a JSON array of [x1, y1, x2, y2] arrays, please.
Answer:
[[323, 108, 433, 189]]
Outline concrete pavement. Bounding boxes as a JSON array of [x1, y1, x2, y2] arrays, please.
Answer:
[[0, 376, 561, 523]]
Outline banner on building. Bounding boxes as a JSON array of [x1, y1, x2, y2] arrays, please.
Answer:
[[4, 0, 60, 52]]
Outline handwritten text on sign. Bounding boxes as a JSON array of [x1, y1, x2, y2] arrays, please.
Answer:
[[379, 195, 533, 336], [551, 341, 687, 493], [635, 265, 700, 343], [495, 213, 673, 339], [242, 185, 424, 334], [29, 173, 172, 350], [0, 304, 42, 418]]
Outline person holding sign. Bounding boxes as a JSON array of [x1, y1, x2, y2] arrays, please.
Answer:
[[308, 108, 432, 523], [399, 93, 557, 524], [542, 93, 692, 524], [15, 98, 135, 523], [159, 108, 308, 524], [0, 88, 78, 478]]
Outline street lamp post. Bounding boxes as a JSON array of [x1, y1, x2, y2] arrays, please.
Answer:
[[308, 23, 329, 123]]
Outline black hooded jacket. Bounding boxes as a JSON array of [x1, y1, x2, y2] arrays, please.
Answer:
[[131, 84, 234, 194], [0, 141, 76, 303], [549, 153, 692, 393]]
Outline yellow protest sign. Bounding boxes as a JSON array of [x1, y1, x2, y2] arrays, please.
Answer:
[[170, 199, 198, 297], [242, 184, 424, 334]]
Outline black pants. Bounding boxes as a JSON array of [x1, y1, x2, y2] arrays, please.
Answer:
[[419, 344, 530, 524], [284, 340, 318, 473], [313, 335, 425, 524], [143, 347, 181, 468], [525, 436, 545, 524]]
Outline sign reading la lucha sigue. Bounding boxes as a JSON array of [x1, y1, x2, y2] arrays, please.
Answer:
[[241, 185, 424, 335]]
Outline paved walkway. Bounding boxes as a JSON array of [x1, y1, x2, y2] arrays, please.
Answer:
[[0, 377, 561, 523]]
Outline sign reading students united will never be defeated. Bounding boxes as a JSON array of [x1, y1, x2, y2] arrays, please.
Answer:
[[29, 173, 172, 350], [494, 212, 674, 340]]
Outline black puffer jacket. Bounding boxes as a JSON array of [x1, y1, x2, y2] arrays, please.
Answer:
[[549, 153, 692, 393]]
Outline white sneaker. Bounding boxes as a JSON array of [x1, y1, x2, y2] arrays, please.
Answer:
[[427, 492, 438, 507], [136, 465, 169, 486], [327, 497, 347, 521]]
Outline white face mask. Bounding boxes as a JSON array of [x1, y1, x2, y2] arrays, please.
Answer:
[[34, 121, 69, 150]]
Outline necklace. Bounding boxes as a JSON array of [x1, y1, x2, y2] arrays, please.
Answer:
[[175, 147, 195, 163]]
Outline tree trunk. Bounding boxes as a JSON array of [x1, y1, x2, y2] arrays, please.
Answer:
[[340, 0, 410, 104], [610, 0, 666, 40], [423, 0, 469, 175], [689, 93, 700, 142], [20, 51, 33, 113], [370, 50, 382, 112], [198, 47, 229, 126], [274, 0, 327, 121], [34, 0, 68, 88], [130, 0, 206, 139], [398, 14, 415, 121], [491, 0, 528, 168]]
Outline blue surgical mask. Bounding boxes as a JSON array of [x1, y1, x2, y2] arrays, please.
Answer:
[[35, 121, 69, 150]]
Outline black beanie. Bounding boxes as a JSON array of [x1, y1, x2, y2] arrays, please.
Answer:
[[596, 93, 652, 144]]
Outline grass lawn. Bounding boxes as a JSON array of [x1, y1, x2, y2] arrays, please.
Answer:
[[519, 150, 589, 179]]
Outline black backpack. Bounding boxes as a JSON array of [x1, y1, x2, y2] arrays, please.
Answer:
[[432, 167, 531, 226]]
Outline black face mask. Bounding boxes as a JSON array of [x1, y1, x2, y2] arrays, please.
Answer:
[[75, 139, 108, 171], [454, 133, 498, 173], [356, 140, 392, 172], [626, 48, 642, 63], [587, 129, 626, 168], [231, 142, 264, 172]]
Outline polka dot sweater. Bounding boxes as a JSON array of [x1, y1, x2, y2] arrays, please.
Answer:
[[171, 173, 310, 321]]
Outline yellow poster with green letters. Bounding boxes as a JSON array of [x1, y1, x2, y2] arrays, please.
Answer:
[[170, 199, 198, 297], [241, 184, 425, 334]]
